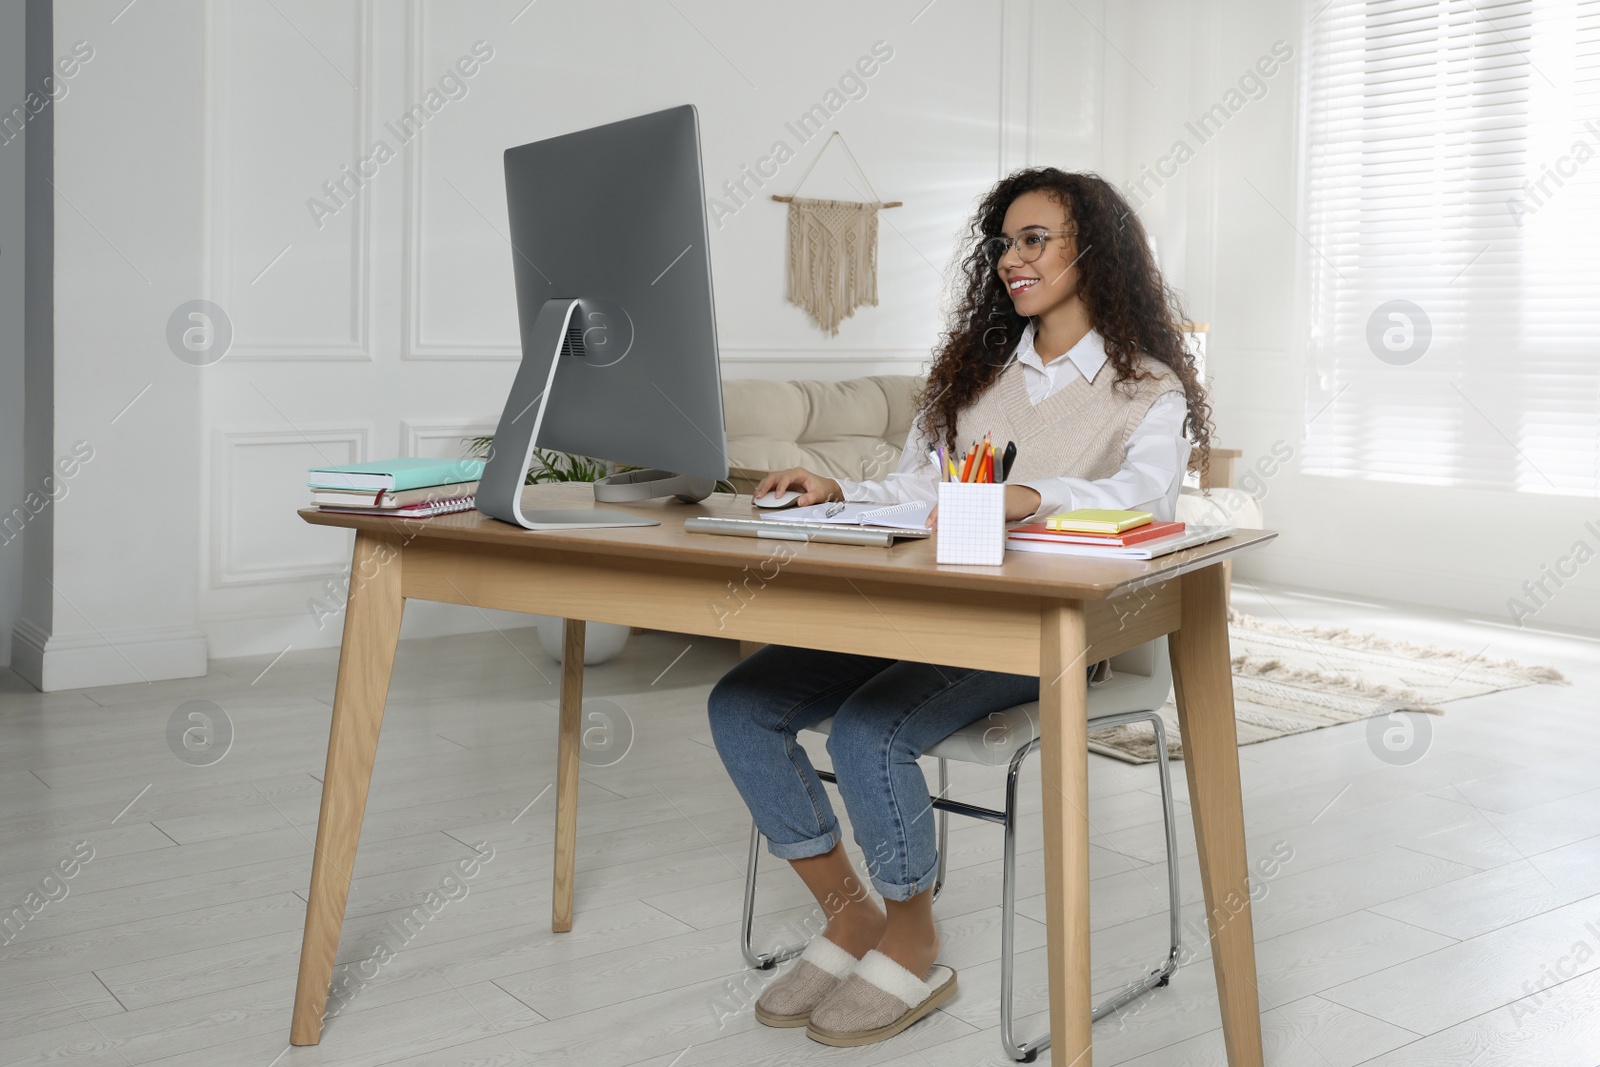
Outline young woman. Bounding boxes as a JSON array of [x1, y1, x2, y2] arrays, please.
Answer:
[[706, 168, 1213, 1047]]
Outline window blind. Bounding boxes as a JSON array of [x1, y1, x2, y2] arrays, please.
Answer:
[[1302, 0, 1600, 496]]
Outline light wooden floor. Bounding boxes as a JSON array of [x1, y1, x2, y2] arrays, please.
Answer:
[[1, 580, 1597, 1066]]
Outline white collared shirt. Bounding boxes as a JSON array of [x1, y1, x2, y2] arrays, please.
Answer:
[[835, 323, 1192, 523]]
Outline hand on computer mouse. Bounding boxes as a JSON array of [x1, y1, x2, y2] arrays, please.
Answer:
[[755, 467, 843, 508]]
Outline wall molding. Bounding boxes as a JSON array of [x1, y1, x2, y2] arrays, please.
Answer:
[[399, 417, 498, 457], [203, 599, 540, 661], [8, 617, 45, 691], [400, 0, 512, 361], [206, 0, 375, 361], [210, 426, 369, 588], [719, 348, 929, 363], [10, 615, 208, 692]]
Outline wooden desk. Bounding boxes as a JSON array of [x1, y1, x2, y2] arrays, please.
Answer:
[[290, 483, 1276, 1064]]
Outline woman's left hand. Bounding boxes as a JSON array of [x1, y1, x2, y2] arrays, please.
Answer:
[[926, 485, 1042, 530]]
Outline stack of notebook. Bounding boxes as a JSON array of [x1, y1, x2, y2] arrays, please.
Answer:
[[309, 458, 485, 518], [1007, 508, 1232, 559]]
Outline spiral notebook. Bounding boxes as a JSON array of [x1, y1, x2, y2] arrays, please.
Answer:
[[764, 500, 932, 530], [316, 495, 476, 519]]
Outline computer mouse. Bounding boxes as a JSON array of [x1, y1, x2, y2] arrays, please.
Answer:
[[753, 489, 803, 508]]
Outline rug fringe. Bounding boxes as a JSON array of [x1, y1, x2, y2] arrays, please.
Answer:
[[1092, 609, 1569, 765], [1227, 608, 1570, 686], [1231, 655, 1446, 713]]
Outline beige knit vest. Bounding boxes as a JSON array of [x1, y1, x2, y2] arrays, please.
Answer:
[[951, 353, 1186, 483]]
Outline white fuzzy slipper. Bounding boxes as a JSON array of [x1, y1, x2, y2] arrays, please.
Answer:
[[753, 934, 860, 1027], [806, 949, 958, 1046]]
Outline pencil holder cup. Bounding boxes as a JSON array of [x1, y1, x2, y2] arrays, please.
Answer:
[[936, 482, 1007, 565]]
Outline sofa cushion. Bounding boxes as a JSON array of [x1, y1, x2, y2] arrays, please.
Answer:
[[723, 374, 921, 481], [721, 373, 1264, 529]]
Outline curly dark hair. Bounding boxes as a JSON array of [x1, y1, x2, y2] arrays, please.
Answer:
[[914, 168, 1213, 483]]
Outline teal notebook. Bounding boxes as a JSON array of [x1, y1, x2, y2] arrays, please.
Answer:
[[307, 457, 486, 492]]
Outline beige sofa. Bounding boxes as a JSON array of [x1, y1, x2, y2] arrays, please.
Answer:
[[722, 374, 1265, 534]]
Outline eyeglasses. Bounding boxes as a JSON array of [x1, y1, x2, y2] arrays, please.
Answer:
[[982, 228, 1075, 265]]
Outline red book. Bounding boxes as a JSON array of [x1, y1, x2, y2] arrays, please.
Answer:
[[1007, 520, 1185, 547]]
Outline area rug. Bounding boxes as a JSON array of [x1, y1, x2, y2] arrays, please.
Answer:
[[1086, 609, 1570, 764]]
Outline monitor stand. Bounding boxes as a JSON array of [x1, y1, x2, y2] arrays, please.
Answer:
[[594, 467, 717, 504], [476, 297, 711, 530]]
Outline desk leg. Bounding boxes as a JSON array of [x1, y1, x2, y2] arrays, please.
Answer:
[[1169, 563, 1263, 1066], [552, 619, 584, 933], [1038, 599, 1093, 1065], [290, 531, 404, 1045]]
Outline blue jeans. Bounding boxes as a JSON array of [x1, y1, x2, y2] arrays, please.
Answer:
[[706, 644, 1041, 902]]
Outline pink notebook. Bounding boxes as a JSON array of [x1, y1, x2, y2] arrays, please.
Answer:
[[316, 495, 476, 518]]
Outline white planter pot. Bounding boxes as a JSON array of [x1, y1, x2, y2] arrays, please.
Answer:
[[536, 617, 631, 665]]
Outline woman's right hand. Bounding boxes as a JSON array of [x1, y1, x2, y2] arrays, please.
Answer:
[[755, 466, 843, 507]]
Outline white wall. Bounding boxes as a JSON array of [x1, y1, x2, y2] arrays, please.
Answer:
[[35, 0, 1573, 689], [196, 0, 1068, 662], [0, 2, 26, 670], [17, 0, 1105, 686], [11, 0, 210, 691], [1138, 0, 1599, 638]]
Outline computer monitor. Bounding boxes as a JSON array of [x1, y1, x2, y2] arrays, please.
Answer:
[[477, 104, 728, 530]]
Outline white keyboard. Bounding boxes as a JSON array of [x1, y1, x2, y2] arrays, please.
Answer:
[[684, 516, 930, 546]]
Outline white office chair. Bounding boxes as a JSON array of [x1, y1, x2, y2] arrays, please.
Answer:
[[739, 636, 1181, 1063]]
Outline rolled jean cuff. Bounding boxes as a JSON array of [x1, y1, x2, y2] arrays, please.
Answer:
[[869, 857, 940, 902], [765, 823, 843, 862]]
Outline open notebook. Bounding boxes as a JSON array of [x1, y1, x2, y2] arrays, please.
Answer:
[[764, 500, 932, 530]]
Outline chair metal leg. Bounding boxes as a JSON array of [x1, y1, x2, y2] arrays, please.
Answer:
[[742, 757, 955, 968], [998, 710, 1183, 1062], [740, 819, 806, 970], [1151, 714, 1183, 983], [932, 757, 949, 902], [999, 738, 1046, 1062], [740, 721, 1184, 1066], [1083, 711, 1182, 1024]]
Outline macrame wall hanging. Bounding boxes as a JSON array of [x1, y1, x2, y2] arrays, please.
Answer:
[[771, 131, 901, 337]]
